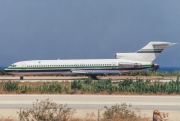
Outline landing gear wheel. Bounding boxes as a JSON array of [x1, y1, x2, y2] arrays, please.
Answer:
[[89, 75, 98, 80], [20, 76, 24, 80]]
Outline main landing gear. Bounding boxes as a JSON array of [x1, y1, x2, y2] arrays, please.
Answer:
[[89, 75, 98, 80]]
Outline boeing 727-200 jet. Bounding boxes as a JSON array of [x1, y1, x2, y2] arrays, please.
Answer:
[[5, 41, 177, 80]]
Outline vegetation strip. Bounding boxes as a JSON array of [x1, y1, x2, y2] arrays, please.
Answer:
[[0, 76, 180, 94]]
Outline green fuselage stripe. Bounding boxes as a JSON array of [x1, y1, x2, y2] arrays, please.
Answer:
[[6, 64, 151, 70]]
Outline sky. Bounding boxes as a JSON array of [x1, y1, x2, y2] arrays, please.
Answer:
[[0, 0, 180, 67]]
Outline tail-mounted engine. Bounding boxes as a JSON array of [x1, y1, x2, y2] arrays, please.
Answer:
[[151, 63, 159, 71], [118, 62, 142, 68]]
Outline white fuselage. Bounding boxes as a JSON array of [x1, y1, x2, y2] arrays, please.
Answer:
[[4, 59, 152, 76], [4, 41, 175, 79]]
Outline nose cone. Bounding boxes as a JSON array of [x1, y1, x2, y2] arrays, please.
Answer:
[[4, 66, 11, 72]]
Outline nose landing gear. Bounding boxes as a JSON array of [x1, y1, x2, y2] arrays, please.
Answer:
[[20, 76, 24, 80]]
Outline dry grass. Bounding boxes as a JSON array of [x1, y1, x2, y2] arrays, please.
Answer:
[[0, 117, 15, 121], [0, 118, 150, 121]]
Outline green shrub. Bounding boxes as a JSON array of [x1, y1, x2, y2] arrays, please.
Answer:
[[71, 80, 82, 90], [0, 69, 6, 75], [93, 79, 112, 93], [3, 81, 19, 91]]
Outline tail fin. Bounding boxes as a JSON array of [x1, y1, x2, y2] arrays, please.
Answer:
[[116, 41, 177, 62]]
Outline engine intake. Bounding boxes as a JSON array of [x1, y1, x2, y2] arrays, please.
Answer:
[[151, 63, 159, 70]]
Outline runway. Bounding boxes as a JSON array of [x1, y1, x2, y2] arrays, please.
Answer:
[[0, 95, 179, 111], [0, 76, 177, 82]]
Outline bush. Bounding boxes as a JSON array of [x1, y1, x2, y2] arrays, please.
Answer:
[[102, 103, 144, 121], [3, 81, 19, 92], [71, 80, 82, 90], [0, 69, 6, 75], [93, 79, 112, 93], [19, 98, 76, 121]]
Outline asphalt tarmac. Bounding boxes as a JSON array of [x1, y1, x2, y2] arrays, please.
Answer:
[[0, 95, 179, 111]]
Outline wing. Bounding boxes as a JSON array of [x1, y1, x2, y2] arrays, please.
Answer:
[[71, 69, 123, 75]]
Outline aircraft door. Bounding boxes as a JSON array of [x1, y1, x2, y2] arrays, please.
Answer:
[[21, 62, 26, 70], [112, 62, 116, 69]]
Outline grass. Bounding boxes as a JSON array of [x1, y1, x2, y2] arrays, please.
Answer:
[[0, 76, 180, 95], [0, 117, 14, 121]]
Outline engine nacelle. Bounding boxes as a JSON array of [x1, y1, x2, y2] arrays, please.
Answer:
[[151, 63, 159, 70], [118, 62, 142, 68]]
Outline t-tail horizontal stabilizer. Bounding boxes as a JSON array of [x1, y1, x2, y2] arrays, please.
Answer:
[[116, 42, 177, 62]]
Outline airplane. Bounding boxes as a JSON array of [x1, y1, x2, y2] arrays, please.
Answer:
[[4, 41, 177, 80]]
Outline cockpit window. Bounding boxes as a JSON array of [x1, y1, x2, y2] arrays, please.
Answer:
[[11, 64, 17, 67]]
